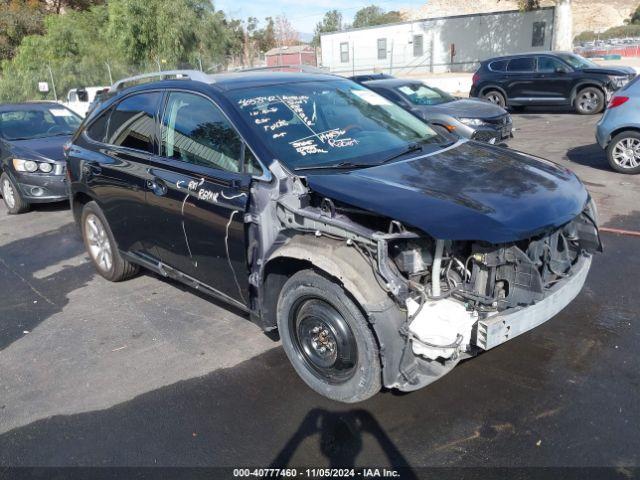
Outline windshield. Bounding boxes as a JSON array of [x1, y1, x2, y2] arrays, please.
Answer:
[[395, 83, 455, 106], [0, 107, 82, 140], [230, 80, 445, 170], [556, 53, 598, 70]]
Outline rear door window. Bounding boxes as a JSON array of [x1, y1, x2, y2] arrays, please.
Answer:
[[507, 57, 535, 72], [106, 92, 161, 152]]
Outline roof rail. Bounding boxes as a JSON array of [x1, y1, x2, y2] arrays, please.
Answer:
[[110, 70, 214, 91], [238, 65, 331, 75]]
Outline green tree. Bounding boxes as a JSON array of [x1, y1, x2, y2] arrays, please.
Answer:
[[254, 16, 276, 53], [0, 1, 46, 62], [0, 0, 250, 101], [108, 0, 207, 68], [312, 9, 342, 47], [629, 4, 640, 25], [351, 5, 402, 29]]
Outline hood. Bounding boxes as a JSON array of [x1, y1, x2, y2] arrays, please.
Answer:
[[581, 66, 636, 77], [416, 98, 507, 119], [305, 141, 588, 244], [9, 135, 71, 162]]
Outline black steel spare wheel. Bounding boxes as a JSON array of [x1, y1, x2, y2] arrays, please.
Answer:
[[291, 298, 358, 383], [277, 269, 381, 403]]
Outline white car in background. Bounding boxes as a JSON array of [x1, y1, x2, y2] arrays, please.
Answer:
[[63, 87, 108, 117]]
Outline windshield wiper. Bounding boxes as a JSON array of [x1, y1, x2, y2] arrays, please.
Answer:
[[294, 139, 448, 172], [377, 142, 423, 165], [295, 161, 377, 171]]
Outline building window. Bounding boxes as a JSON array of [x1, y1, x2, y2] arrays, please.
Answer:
[[413, 34, 424, 57], [532, 22, 546, 47], [340, 42, 349, 63], [377, 38, 387, 60]]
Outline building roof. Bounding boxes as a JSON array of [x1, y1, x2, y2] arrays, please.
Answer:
[[320, 7, 553, 37], [265, 45, 315, 56]]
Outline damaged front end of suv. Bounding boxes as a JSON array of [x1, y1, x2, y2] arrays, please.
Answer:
[[245, 154, 600, 400], [230, 77, 601, 402]]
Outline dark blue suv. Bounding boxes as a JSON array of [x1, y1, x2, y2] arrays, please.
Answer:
[[67, 70, 600, 402], [470, 51, 635, 114]]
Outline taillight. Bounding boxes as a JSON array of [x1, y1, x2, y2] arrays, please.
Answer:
[[472, 72, 479, 86], [608, 96, 629, 109]]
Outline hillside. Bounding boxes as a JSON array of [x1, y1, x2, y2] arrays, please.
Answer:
[[404, 0, 640, 35]]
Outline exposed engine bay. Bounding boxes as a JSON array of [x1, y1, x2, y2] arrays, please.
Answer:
[[248, 161, 600, 389]]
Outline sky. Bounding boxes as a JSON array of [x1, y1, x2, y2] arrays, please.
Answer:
[[213, 0, 427, 36]]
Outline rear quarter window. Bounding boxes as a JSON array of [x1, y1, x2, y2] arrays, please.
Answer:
[[488, 60, 508, 72], [85, 107, 112, 143]]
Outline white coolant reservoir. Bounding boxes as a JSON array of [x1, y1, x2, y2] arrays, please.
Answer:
[[407, 297, 478, 360]]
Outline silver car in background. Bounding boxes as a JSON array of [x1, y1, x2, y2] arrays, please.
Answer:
[[596, 75, 640, 174], [364, 79, 513, 145]]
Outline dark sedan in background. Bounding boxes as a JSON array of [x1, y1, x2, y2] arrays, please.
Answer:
[[364, 78, 513, 144], [0, 102, 81, 214]]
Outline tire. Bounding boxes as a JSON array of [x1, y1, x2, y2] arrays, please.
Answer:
[[277, 269, 381, 403], [1, 173, 30, 214], [482, 90, 506, 108], [574, 87, 605, 115], [81, 201, 139, 281], [606, 131, 640, 174]]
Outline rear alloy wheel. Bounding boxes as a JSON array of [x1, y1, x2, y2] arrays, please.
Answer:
[[81, 201, 139, 281], [607, 131, 640, 174], [277, 270, 381, 403], [483, 90, 506, 108], [575, 87, 604, 115], [1, 173, 29, 214]]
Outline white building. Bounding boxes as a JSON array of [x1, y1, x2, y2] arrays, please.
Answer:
[[320, 8, 555, 75]]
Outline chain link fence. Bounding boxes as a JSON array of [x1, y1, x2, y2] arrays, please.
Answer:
[[0, 55, 241, 104]]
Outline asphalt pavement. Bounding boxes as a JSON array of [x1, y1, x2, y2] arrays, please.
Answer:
[[0, 111, 639, 472]]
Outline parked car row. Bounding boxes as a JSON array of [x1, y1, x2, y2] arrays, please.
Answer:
[[0, 59, 620, 402]]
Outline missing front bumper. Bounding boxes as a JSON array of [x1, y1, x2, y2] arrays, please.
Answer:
[[475, 253, 592, 350]]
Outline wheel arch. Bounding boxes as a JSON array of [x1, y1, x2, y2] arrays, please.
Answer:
[[609, 126, 640, 143], [71, 189, 99, 226], [259, 234, 393, 331], [257, 234, 411, 389], [479, 84, 508, 100], [570, 82, 606, 103]]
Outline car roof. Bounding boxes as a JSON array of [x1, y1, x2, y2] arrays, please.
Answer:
[[113, 71, 343, 95], [364, 79, 423, 88], [483, 51, 574, 63], [0, 102, 64, 113], [210, 71, 341, 91]]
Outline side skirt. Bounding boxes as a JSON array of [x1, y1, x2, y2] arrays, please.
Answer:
[[121, 250, 250, 314]]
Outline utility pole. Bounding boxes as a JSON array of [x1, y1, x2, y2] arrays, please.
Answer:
[[105, 62, 113, 85], [351, 43, 355, 76], [47, 64, 57, 101], [552, 0, 573, 51]]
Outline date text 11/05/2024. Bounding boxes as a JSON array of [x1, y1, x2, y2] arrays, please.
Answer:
[[233, 468, 401, 477]]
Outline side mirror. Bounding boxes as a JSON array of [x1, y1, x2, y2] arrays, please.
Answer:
[[555, 66, 569, 74]]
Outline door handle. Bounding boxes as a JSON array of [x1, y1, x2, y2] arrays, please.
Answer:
[[146, 177, 167, 196]]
